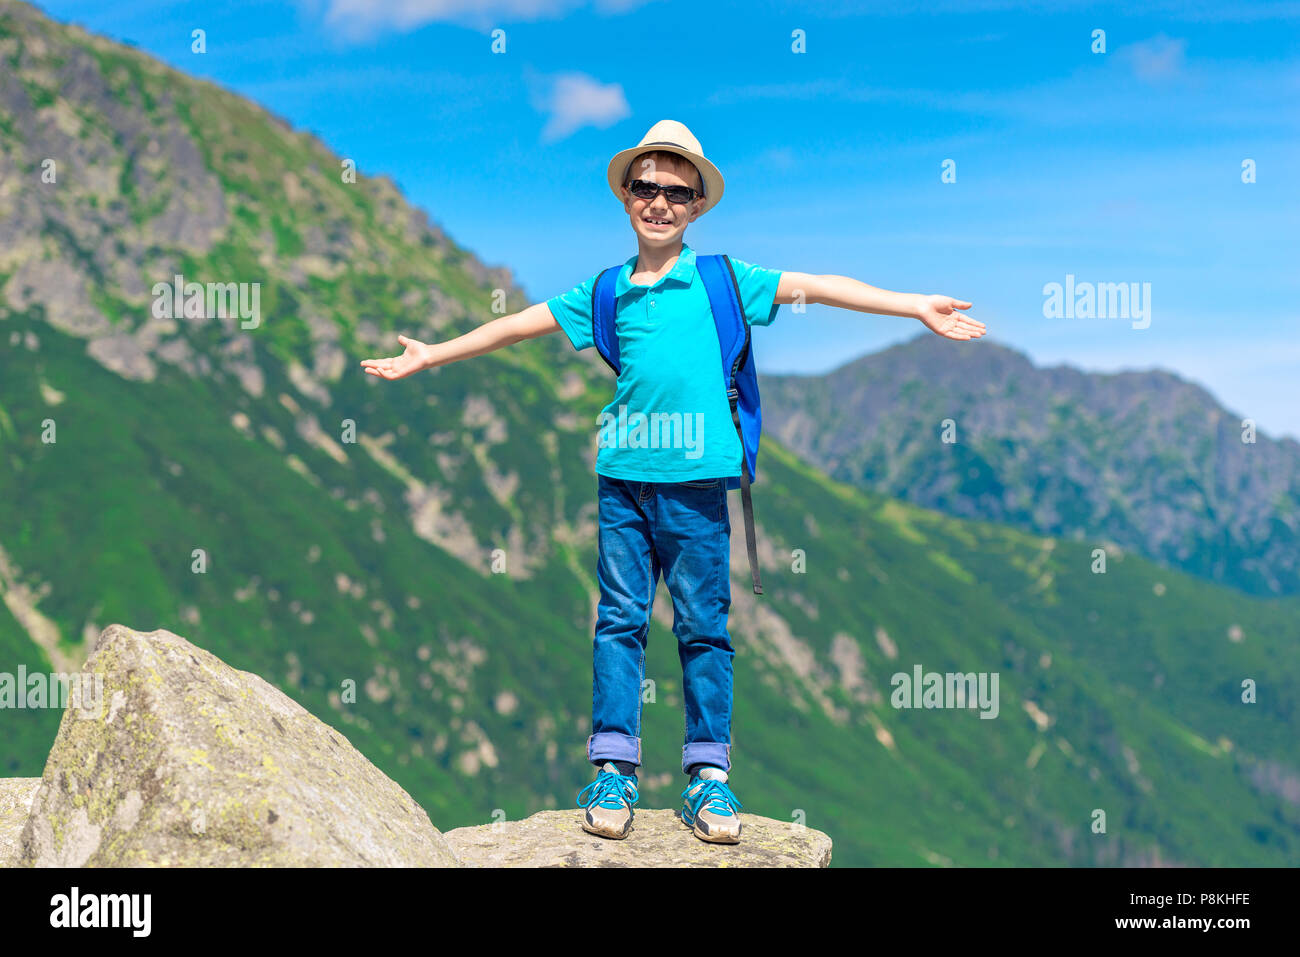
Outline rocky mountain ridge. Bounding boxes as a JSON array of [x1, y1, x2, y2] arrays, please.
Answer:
[[761, 334, 1300, 595]]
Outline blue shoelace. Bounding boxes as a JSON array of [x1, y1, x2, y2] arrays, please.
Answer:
[[577, 770, 639, 811], [682, 778, 743, 819]]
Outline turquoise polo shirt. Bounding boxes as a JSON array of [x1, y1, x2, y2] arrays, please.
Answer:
[[546, 243, 782, 482]]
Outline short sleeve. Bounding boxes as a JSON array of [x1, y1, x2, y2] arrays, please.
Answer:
[[726, 258, 783, 327], [545, 275, 597, 352]]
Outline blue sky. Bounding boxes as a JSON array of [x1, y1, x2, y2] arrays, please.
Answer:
[[36, 0, 1300, 439]]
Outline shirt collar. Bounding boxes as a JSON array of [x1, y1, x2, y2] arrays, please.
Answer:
[[616, 243, 696, 296]]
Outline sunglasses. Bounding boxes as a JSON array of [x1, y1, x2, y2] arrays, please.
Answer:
[[626, 179, 702, 205]]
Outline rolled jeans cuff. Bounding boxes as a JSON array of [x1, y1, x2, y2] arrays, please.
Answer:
[[682, 741, 731, 774], [588, 731, 641, 767]]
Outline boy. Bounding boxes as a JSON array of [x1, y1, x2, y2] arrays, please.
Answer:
[[361, 120, 984, 845]]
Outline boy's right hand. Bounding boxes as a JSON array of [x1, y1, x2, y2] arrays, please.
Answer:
[[360, 335, 433, 380]]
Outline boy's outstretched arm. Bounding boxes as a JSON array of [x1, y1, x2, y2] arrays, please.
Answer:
[[359, 302, 561, 380], [774, 272, 985, 341]]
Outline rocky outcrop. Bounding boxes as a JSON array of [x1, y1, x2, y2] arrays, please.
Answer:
[[445, 809, 832, 867], [16, 624, 457, 867]]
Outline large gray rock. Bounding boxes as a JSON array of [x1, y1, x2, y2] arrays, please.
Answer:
[[445, 809, 832, 867], [19, 624, 457, 867], [0, 779, 41, 868]]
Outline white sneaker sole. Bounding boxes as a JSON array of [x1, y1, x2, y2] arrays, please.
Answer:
[[683, 813, 741, 844], [581, 813, 633, 840]]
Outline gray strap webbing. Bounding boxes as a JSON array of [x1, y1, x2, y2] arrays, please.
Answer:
[[730, 396, 763, 595]]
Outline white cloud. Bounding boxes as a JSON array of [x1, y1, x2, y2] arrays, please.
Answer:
[[318, 0, 650, 37], [532, 72, 630, 142], [1121, 34, 1188, 82]]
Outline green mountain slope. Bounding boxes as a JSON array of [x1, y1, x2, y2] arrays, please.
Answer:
[[761, 334, 1300, 596], [1, 0, 1297, 866]]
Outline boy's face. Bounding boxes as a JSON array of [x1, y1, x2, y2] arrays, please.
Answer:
[[621, 158, 705, 247]]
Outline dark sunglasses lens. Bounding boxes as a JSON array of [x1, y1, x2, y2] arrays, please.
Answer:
[[629, 180, 694, 203]]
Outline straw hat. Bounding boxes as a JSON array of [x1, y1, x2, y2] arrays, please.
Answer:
[[606, 119, 725, 215]]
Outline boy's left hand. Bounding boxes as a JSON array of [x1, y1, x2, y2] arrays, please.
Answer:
[[916, 295, 984, 340]]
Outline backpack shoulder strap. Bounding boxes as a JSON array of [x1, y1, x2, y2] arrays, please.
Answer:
[[696, 254, 747, 384], [591, 266, 621, 375], [697, 253, 764, 596]]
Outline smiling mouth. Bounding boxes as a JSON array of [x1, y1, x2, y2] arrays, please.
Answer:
[[643, 215, 672, 228]]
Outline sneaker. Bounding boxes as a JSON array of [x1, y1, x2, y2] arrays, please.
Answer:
[[681, 767, 743, 844], [576, 762, 639, 840]]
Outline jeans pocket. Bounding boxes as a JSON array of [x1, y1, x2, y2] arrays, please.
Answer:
[[680, 478, 720, 489]]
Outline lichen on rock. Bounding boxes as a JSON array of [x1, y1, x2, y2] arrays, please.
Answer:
[[0, 778, 41, 868]]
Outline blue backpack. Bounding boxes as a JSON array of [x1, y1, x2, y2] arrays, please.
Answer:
[[591, 253, 765, 595]]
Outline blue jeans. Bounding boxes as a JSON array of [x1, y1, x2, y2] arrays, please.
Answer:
[[588, 475, 735, 773]]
